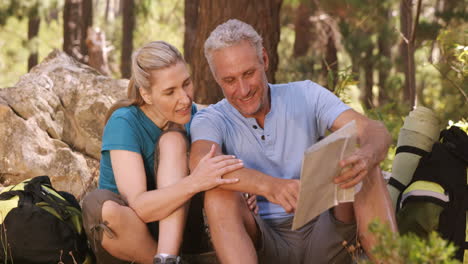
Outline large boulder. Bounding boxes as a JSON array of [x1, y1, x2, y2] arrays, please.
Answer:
[[0, 50, 127, 199]]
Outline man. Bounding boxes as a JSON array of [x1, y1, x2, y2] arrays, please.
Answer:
[[189, 19, 396, 264]]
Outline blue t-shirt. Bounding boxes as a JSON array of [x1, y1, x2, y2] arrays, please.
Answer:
[[99, 104, 197, 194], [190, 80, 350, 219]]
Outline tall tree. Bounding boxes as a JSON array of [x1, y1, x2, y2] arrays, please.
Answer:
[[321, 20, 339, 90], [27, 7, 41, 71], [184, 0, 283, 104], [322, 0, 399, 108], [362, 46, 374, 109], [81, 0, 93, 61], [293, 2, 313, 58], [121, 0, 134, 78], [63, 0, 82, 60], [104, 0, 111, 21], [399, 0, 416, 108], [0, 1, 60, 70], [183, 0, 199, 69], [377, 8, 393, 106], [63, 0, 93, 63], [63, 0, 92, 62]]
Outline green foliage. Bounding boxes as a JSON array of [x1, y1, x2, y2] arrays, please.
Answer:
[[135, 0, 184, 51], [448, 119, 468, 132], [435, 0, 468, 25], [437, 28, 467, 78], [0, 15, 62, 88], [359, 220, 461, 264], [276, 21, 323, 84], [417, 20, 443, 42], [0, 0, 61, 25], [93, 0, 185, 78], [422, 26, 468, 124], [135, 0, 156, 18], [327, 66, 358, 100], [282, 0, 302, 8]]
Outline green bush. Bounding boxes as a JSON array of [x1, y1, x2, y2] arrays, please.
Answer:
[[358, 220, 460, 264]]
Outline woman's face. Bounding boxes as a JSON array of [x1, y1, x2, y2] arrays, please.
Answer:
[[143, 61, 194, 126]]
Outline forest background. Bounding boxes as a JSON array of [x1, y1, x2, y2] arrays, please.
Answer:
[[0, 0, 466, 170]]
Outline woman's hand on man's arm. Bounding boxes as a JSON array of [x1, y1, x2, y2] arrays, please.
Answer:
[[186, 144, 243, 192]]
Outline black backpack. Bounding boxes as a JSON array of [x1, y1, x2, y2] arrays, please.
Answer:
[[397, 126, 468, 262], [0, 176, 93, 264]]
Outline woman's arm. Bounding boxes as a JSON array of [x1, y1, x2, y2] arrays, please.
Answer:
[[112, 141, 243, 223]]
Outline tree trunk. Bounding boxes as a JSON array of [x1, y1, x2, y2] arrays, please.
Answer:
[[104, 0, 110, 22], [399, 0, 416, 108], [321, 23, 338, 91], [121, 0, 135, 78], [183, 0, 199, 66], [293, 3, 313, 57], [362, 46, 374, 109], [118, 0, 124, 16], [183, 0, 283, 104], [377, 10, 392, 106], [81, 0, 93, 63], [64, 0, 84, 61], [27, 12, 40, 71], [377, 35, 391, 106]]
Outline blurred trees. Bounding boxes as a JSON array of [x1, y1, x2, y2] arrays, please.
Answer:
[[184, 0, 283, 104], [120, 0, 134, 78], [0, 0, 61, 71], [399, 0, 420, 109], [293, 2, 314, 58], [292, 1, 340, 90], [0, 0, 466, 124], [63, 0, 93, 62], [27, 5, 40, 70]]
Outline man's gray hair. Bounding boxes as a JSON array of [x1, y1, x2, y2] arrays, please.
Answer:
[[204, 19, 263, 73]]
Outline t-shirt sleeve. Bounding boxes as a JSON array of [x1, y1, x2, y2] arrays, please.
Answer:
[[190, 107, 225, 146], [185, 103, 198, 137], [304, 80, 350, 136], [102, 116, 141, 154]]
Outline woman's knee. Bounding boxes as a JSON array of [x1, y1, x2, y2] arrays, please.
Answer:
[[102, 200, 126, 228], [155, 130, 190, 180], [158, 130, 189, 155]]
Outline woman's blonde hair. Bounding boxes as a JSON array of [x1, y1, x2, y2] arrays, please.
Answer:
[[105, 41, 185, 123]]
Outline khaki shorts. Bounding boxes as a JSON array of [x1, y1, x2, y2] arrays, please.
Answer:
[[82, 189, 130, 264], [82, 189, 212, 264], [255, 210, 358, 264]]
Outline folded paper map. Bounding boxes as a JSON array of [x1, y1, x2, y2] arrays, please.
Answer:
[[292, 120, 358, 230]]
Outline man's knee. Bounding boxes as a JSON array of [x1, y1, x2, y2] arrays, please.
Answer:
[[204, 188, 236, 209], [204, 189, 251, 222]]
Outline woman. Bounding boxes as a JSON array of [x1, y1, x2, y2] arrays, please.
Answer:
[[82, 41, 244, 264]]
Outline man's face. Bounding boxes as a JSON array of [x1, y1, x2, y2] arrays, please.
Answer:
[[210, 40, 269, 119]]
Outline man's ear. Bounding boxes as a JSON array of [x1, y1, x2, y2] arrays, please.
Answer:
[[262, 48, 269, 72]]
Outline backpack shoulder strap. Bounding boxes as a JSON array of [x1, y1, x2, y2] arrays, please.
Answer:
[[24, 176, 73, 221], [440, 126, 468, 164]]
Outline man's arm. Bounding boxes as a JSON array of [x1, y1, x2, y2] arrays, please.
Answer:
[[330, 110, 397, 260], [331, 109, 392, 188], [190, 140, 300, 213]]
